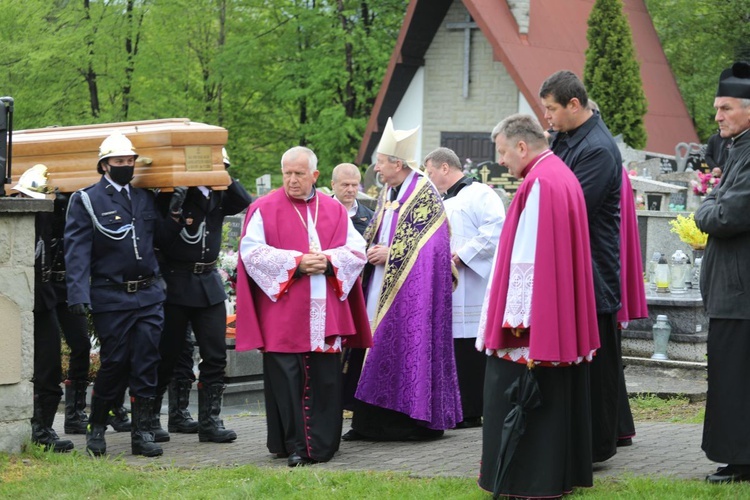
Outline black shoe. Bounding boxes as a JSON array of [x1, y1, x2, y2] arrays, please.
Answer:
[[108, 406, 131, 432], [341, 429, 366, 441], [197, 383, 237, 443], [617, 438, 633, 447], [86, 424, 107, 457], [706, 465, 750, 483], [287, 453, 317, 467], [454, 417, 482, 429]]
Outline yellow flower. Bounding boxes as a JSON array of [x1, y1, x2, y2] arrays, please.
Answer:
[[669, 213, 708, 250]]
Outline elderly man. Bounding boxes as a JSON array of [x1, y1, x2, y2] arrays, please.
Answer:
[[342, 118, 462, 442], [234, 146, 371, 467], [540, 70, 622, 463], [695, 61, 750, 484], [423, 146, 504, 428], [331, 162, 374, 235], [477, 114, 599, 498]]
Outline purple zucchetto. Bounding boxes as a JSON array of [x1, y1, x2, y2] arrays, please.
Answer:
[[716, 61, 750, 99]]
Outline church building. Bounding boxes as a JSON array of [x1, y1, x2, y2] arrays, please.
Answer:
[[357, 0, 698, 178]]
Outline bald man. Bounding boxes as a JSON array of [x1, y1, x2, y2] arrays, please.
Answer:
[[331, 163, 374, 235]]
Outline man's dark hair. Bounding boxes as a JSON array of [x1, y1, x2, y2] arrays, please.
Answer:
[[539, 70, 589, 108]]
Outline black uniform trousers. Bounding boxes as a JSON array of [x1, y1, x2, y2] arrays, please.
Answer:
[[55, 302, 91, 381], [33, 307, 63, 399], [589, 312, 621, 463], [172, 328, 197, 382], [703, 318, 750, 465], [157, 301, 226, 391], [263, 352, 343, 462], [92, 302, 163, 401]]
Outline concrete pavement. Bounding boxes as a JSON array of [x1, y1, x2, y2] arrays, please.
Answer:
[[51, 357, 717, 481]]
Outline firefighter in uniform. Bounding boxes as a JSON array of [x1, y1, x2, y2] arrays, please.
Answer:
[[15, 165, 74, 452], [153, 147, 251, 443], [48, 190, 94, 435], [64, 132, 185, 457]]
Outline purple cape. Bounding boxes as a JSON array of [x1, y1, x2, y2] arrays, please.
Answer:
[[482, 151, 600, 363], [356, 174, 462, 430], [618, 169, 648, 323]]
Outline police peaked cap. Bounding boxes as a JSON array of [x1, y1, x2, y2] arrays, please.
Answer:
[[716, 61, 750, 99]]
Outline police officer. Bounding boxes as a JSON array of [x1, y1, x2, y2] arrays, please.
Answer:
[[153, 147, 251, 443], [64, 132, 185, 457], [15, 165, 74, 452]]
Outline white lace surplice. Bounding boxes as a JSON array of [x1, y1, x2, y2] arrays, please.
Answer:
[[476, 179, 540, 360], [240, 207, 366, 352]]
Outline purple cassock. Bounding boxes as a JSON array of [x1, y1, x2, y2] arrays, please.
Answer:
[[353, 171, 462, 433]]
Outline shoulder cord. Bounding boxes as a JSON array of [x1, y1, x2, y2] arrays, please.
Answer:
[[179, 219, 207, 259], [77, 190, 142, 260]]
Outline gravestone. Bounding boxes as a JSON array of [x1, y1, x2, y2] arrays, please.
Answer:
[[223, 215, 244, 250], [255, 174, 271, 196], [470, 161, 522, 195]]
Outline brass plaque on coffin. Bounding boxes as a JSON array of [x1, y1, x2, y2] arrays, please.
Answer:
[[184, 146, 213, 172]]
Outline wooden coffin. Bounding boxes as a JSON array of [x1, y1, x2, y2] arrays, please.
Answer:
[[8, 118, 231, 193]]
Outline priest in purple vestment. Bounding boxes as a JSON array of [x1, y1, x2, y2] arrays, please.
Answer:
[[477, 114, 599, 497], [234, 146, 372, 467], [342, 118, 462, 442]]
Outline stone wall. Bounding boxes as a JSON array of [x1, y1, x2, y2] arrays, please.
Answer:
[[0, 198, 52, 453]]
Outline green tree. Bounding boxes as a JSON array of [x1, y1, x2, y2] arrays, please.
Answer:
[[584, 0, 648, 149], [645, 0, 750, 141]]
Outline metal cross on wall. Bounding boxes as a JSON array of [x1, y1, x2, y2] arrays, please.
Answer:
[[445, 15, 479, 99]]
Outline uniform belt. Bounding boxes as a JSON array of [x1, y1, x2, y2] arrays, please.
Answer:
[[51, 270, 66, 282], [95, 275, 159, 293], [165, 260, 217, 274]]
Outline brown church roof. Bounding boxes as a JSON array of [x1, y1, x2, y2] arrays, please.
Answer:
[[357, 0, 698, 164]]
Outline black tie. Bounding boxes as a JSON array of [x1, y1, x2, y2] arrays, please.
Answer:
[[120, 188, 131, 207]]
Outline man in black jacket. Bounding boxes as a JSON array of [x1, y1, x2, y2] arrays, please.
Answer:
[[695, 61, 750, 484], [539, 70, 622, 463], [154, 150, 252, 444], [331, 163, 374, 235]]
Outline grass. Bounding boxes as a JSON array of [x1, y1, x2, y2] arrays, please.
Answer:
[[0, 395, 744, 499], [629, 394, 705, 424], [2, 449, 750, 499]]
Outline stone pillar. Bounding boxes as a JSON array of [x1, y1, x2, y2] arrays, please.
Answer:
[[0, 197, 53, 453]]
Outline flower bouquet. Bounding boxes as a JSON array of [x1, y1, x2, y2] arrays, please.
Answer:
[[690, 171, 720, 195], [669, 213, 708, 250]]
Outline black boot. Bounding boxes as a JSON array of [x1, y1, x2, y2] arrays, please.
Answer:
[[198, 383, 237, 443], [107, 390, 131, 432], [168, 379, 199, 433], [86, 394, 110, 457], [150, 392, 170, 443], [63, 379, 89, 434], [31, 394, 74, 453], [130, 396, 163, 457]]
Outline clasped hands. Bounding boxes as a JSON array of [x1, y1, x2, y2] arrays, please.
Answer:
[[298, 252, 328, 275]]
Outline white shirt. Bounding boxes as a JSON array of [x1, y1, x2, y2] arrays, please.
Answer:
[[444, 181, 505, 338]]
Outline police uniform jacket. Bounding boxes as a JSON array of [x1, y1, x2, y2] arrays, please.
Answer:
[[64, 177, 175, 313], [351, 201, 374, 235], [50, 192, 70, 303], [156, 179, 252, 308]]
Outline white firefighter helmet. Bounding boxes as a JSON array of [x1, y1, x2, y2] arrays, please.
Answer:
[[98, 132, 138, 173], [222, 147, 231, 166], [13, 164, 53, 199]]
